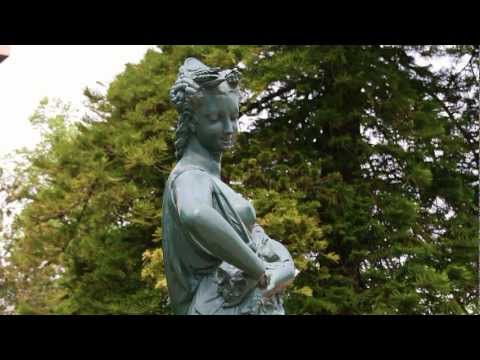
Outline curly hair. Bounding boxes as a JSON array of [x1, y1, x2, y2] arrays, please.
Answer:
[[170, 57, 241, 160]]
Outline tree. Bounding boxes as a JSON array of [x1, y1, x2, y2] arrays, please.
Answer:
[[228, 45, 478, 314], [0, 46, 258, 314], [1, 45, 477, 314]]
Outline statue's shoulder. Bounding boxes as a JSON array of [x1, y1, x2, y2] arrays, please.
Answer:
[[169, 164, 211, 189]]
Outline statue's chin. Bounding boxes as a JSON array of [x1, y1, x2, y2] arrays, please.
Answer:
[[221, 140, 233, 149]]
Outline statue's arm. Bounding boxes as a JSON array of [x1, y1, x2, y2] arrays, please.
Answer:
[[252, 224, 297, 296], [173, 171, 265, 281], [267, 239, 296, 283], [252, 224, 293, 264]]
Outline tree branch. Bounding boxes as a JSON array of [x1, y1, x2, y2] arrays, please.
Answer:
[[241, 82, 297, 115]]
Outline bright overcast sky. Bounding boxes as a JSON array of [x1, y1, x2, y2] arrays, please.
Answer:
[[0, 45, 156, 162], [0, 46, 461, 159]]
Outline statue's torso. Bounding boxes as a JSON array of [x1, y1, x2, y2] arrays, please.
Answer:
[[163, 164, 292, 315], [210, 176, 256, 233], [162, 165, 256, 313]]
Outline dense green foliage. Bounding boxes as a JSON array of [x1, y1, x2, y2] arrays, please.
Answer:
[[1, 45, 478, 314]]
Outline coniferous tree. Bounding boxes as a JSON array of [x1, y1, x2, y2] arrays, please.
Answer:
[[1, 45, 477, 314], [227, 45, 478, 314]]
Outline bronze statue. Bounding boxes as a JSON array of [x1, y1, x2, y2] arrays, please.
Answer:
[[162, 57, 296, 315]]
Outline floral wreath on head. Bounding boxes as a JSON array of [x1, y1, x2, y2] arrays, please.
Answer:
[[170, 57, 241, 112]]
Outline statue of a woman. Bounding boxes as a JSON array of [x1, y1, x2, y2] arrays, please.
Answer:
[[162, 57, 296, 315]]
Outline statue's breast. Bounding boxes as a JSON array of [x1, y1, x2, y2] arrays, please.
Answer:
[[212, 178, 256, 231]]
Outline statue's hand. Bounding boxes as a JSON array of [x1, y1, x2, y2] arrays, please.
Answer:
[[261, 268, 280, 299], [262, 265, 294, 299]]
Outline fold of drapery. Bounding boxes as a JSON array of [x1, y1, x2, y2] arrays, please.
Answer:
[[162, 165, 295, 315]]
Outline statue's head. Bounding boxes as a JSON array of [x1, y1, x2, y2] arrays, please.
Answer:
[[170, 57, 241, 160]]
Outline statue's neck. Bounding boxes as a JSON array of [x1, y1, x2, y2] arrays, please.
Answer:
[[181, 136, 222, 179]]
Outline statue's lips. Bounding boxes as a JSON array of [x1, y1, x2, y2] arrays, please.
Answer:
[[221, 136, 233, 144]]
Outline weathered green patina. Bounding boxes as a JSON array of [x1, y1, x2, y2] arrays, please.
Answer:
[[162, 58, 295, 315]]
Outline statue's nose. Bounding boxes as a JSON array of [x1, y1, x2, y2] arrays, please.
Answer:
[[224, 119, 234, 134]]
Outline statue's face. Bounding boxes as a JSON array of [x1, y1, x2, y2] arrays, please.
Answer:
[[192, 93, 239, 154]]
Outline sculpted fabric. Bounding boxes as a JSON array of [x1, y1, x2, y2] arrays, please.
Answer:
[[162, 165, 294, 314]]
